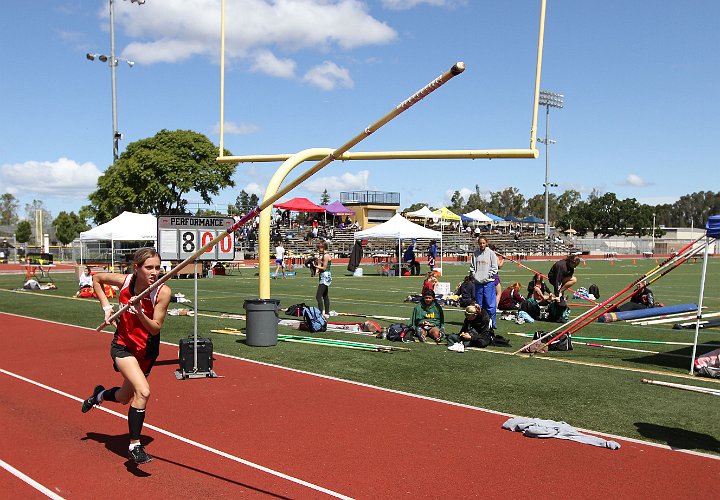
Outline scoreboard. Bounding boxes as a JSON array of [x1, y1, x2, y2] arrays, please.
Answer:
[[157, 215, 235, 261]]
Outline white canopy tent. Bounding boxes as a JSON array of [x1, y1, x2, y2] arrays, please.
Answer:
[[354, 214, 442, 276], [405, 206, 439, 227], [462, 209, 494, 223], [79, 212, 157, 270]]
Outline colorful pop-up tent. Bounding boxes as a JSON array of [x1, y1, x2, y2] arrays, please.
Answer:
[[322, 200, 354, 216], [273, 197, 326, 213]]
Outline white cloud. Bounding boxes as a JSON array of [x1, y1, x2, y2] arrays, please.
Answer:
[[304, 169, 369, 194], [1, 158, 102, 198], [242, 182, 265, 198], [619, 173, 652, 187], [115, 0, 397, 66], [303, 61, 354, 90], [211, 121, 260, 135], [250, 50, 296, 78], [381, 0, 466, 10]]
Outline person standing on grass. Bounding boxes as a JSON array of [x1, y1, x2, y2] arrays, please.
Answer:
[[470, 235, 498, 329], [315, 240, 332, 318], [274, 241, 286, 279], [80, 247, 171, 465], [427, 239, 437, 272]]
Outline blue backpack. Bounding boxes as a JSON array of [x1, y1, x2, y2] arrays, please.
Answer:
[[303, 306, 327, 332]]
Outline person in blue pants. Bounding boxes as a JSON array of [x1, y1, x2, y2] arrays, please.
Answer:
[[470, 235, 498, 329]]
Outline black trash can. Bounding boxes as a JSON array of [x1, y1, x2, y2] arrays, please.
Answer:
[[243, 299, 280, 346]]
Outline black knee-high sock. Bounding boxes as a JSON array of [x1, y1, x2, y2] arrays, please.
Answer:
[[102, 387, 120, 402], [128, 406, 146, 441]]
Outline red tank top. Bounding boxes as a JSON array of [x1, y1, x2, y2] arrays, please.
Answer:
[[113, 274, 164, 357]]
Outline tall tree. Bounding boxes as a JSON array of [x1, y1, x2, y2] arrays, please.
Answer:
[[555, 189, 581, 222], [489, 187, 525, 218], [16, 220, 32, 244], [320, 189, 330, 205], [0, 193, 19, 225], [449, 190, 464, 213], [235, 190, 250, 214], [85, 129, 237, 223], [53, 211, 90, 245], [464, 185, 487, 212]]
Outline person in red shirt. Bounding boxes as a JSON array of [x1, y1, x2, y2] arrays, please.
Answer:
[[498, 282, 525, 310], [80, 248, 171, 465]]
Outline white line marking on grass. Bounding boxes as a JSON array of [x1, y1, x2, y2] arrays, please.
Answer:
[[0, 458, 65, 499], [0, 368, 353, 500]]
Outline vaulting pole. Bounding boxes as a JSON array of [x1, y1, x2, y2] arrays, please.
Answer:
[[97, 62, 466, 330], [537, 238, 709, 349], [514, 236, 705, 354]]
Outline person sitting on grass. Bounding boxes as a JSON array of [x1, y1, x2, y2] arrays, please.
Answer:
[[404, 272, 439, 303], [456, 273, 476, 308], [527, 273, 552, 305], [75, 266, 94, 297], [446, 304, 494, 351], [616, 284, 660, 312], [409, 289, 445, 343], [498, 282, 525, 311]]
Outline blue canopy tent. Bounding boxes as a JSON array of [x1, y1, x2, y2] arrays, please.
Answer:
[[520, 215, 545, 224], [484, 212, 505, 222]]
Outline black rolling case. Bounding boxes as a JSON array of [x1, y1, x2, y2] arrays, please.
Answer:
[[179, 337, 213, 373]]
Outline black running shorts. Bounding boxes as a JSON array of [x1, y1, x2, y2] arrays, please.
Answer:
[[110, 342, 155, 376]]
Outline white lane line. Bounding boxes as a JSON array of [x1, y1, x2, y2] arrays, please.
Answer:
[[0, 458, 64, 500], [0, 368, 353, 500]]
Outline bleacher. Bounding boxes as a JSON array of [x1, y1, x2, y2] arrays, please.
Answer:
[[265, 222, 571, 260]]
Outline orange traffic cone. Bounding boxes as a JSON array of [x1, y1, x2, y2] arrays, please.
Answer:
[[610, 259, 614, 265], [632, 259, 636, 264]]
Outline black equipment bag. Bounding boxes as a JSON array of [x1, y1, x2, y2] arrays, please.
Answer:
[[179, 337, 214, 372], [533, 331, 573, 351]]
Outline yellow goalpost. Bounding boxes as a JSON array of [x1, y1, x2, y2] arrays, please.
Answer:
[[215, 0, 550, 298]]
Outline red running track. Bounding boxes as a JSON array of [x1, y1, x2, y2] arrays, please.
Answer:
[[1, 312, 718, 498]]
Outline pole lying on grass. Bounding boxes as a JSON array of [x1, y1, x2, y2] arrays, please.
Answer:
[[97, 62, 466, 330], [514, 236, 706, 354], [641, 379, 720, 397]]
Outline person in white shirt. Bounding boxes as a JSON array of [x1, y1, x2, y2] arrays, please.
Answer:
[[274, 243, 286, 278]]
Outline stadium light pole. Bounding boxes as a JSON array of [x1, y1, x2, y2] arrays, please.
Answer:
[[537, 90, 564, 241], [86, 0, 144, 163]]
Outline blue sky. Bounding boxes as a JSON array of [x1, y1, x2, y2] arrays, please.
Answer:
[[1, 0, 718, 220]]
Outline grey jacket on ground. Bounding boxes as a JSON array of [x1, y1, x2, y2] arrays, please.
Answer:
[[502, 417, 620, 450]]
